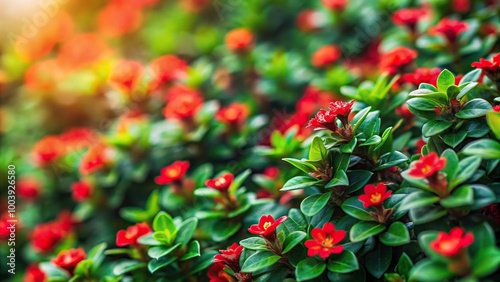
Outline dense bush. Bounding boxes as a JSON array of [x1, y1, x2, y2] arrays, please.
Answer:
[[1, 0, 500, 281]]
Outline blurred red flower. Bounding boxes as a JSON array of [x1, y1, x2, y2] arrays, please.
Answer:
[[97, 3, 143, 37], [430, 227, 474, 257], [149, 55, 189, 88], [379, 47, 417, 75], [305, 222, 345, 259], [116, 222, 152, 247], [216, 102, 250, 125], [472, 53, 500, 77], [430, 18, 468, 43], [391, 7, 427, 31], [110, 60, 144, 92], [51, 248, 86, 275], [32, 136, 65, 167], [213, 243, 243, 271], [79, 144, 114, 175], [206, 173, 234, 191], [23, 264, 47, 282], [403, 67, 441, 87], [71, 181, 93, 202], [155, 161, 190, 185], [321, 0, 347, 11], [163, 85, 204, 120], [59, 127, 99, 151], [263, 166, 280, 178], [296, 10, 323, 32], [225, 28, 255, 53], [17, 177, 42, 200], [57, 33, 111, 70], [311, 45, 342, 68], [25, 60, 63, 91], [358, 183, 392, 208]]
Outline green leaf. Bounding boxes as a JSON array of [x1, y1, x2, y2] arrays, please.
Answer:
[[193, 188, 220, 198], [463, 139, 500, 159], [341, 197, 374, 221], [407, 97, 442, 111], [148, 256, 176, 273], [181, 240, 201, 261], [374, 151, 408, 171], [282, 231, 307, 254], [365, 243, 392, 279], [409, 260, 453, 282], [351, 107, 372, 134], [459, 69, 481, 84], [409, 205, 447, 224], [441, 131, 467, 148], [325, 169, 349, 188], [309, 136, 327, 161], [440, 185, 474, 208], [241, 251, 281, 272], [301, 192, 332, 216], [211, 221, 241, 242], [228, 169, 251, 198], [296, 257, 326, 281], [399, 191, 440, 210], [113, 260, 146, 275], [153, 230, 175, 245], [462, 184, 496, 210], [153, 211, 176, 234], [174, 218, 198, 246], [281, 176, 322, 191], [240, 237, 268, 251], [409, 89, 448, 103], [74, 260, 93, 277], [395, 252, 413, 277], [283, 158, 316, 174], [327, 250, 359, 273], [345, 170, 373, 193], [437, 69, 455, 93], [471, 247, 500, 277], [349, 221, 386, 242], [456, 82, 478, 99], [456, 98, 492, 119], [379, 222, 410, 246], [340, 137, 357, 153], [422, 120, 453, 137], [188, 250, 218, 275], [486, 111, 500, 140], [360, 135, 381, 146], [449, 156, 481, 188], [147, 243, 181, 260]]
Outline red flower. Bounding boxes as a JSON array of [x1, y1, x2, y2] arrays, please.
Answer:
[[329, 100, 354, 118], [408, 152, 447, 178], [311, 45, 341, 68], [213, 243, 243, 271], [57, 33, 110, 70], [18, 177, 41, 200], [51, 248, 86, 275], [24, 264, 47, 282], [403, 67, 441, 86], [396, 104, 414, 120], [452, 0, 470, 13], [30, 213, 73, 252], [379, 47, 417, 75], [493, 105, 500, 112], [110, 60, 143, 92], [59, 127, 98, 150], [415, 138, 426, 154], [149, 55, 188, 89], [263, 166, 279, 178], [430, 18, 468, 43], [71, 181, 93, 202], [32, 136, 65, 166], [116, 222, 152, 247], [248, 214, 287, 237], [307, 108, 338, 131], [305, 222, 345, 259], [79, 144, 114, 175], [358, 183, 392, 208], [155, 161, 190, 185], [225, 28, 255, 53], [163, 85, 204, 120], [471, 53, 500, 77], [0, 214, 14, 241], [25, 59, 63, 91], [296, 10, 323, 32], [392, 8, 427, 30], [97, 3, 142, 37], [430, 227, 474, 257], [208, 263, 236, 282], [321, 0, 347, 11], [296, 85, 339, 114], [216, 103, 250, 125], [206, 173, 234, 191]]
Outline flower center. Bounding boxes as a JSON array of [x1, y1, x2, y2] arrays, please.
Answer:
[[167, 168, 180, 178], [263, 221, 272, 230], [215, 178, 226, 187], [439, 238, 459, 252], [321, 236, 335, 248], [421, 164, 432, 175], [370, 192, 382, 203]]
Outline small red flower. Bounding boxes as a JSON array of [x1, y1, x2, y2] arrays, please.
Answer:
[[59, 127, 98, 150], [379, 47, 417, 75], [205, 173, 234, 191], [248, 214, 287, 237], [493, 105, 500, 112], [358, 183, 392, 208], [163, 85, 204, 120], [79, 144, 114, 175], [304, 222, 345, 259], [24, 264, 47, 282], [263, 166, 280, 178], [32, 136, 65, 166], [116, 222, 152, 247], [452, 0, 470, 13], [403, 67, 441, 87], [391, 7, 427, 31], [307, 108, 338, 131], [97, 3, 142, 37], [396, 104, 414, 120], [430, 18, 468, 43], [155, 161, 190, 185], [415, 138, 426, 154], [296, 10, 322, 32], [321, 0, 347, 11], [407, 152, 447, 178], [311, 45, 341, 68], [51, 248, 86, 275], [225, 28, 255, 53], [430, 227, 474, 257], [329, 100, 354, 118], [216, 103, 250, 125], [18, 177, 41, 200], [149, 55, 188, 89], [471, 53, 500, 77], [207, 262, 236, 282], [57, 33, 110, 70], [110, 60, 143, 92], [30, 212, 74, 253], [213, 243, 243, 271], [71, 181, 93, 202]]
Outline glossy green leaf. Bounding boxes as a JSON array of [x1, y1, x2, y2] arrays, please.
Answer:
[[153, 211, 176, 234], [436, 69, 455, 93], [327, 250, 359, 273], [300, 192, 332, 216], [349, 221, 385, 242], [281, 176, 322, 191], [399, 191, 440, 210], [409, 260, 453, 282], [282, 231, 307, 254], [240, 237, 267, 251], [148, 256, 176, 273], [147, 243, 181, 260], [296, 257, 326, 281], [325, 169, 349, 188], [422, 120, 453, 137], [309, 136, 327, 161], [174, 218, 198, 246], [283, 158, 316, 174], [486, 111, 500, 140], [365, 243, 392, 279], [345, 170, 373, 193], [455, 98, 492, 119], [341, 197, 374, 221], [241, 251, 281, 272], [440, 185, 473, 208], [181, 240, 201, 261], [379, 222, 410, 246], [463, 139, 500, 159]]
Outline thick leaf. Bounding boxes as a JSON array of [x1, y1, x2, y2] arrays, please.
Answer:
[[407, 97, 441, 111], [301, 192, 332, 216], [281, 176, 322, 191], [459, 69, 481, 84], [409, 260, 453, 282], [153, 211, 176, 234], [174, 218, 198, 246], [422, 120, 453, 137], [113, 260, 146, 275], [282, 231, 307, 254], [327, 250, 359, 273], [471, 248, 500, 277], [409, 206, 447, 224], [441, 149, 459, 182], [379, 222, 410, 246], [449, 156, 481, 188], [147, 243, 181, 260], [399, 191, 440, 210], [211, 221, 241, 242], [374, 151, 408, 171], [441, 130, 467, 148], [436, 69, 455, 93], [309, 136, 327, 161], [487, 111, 500, 140], [325, 170, 349, 188], [228, 169, 251, 198], [455, 98, 492, 119], [147, 256, 176, 273], [349, 221, 385, 242], [240, 237, 267, 251], [395, 252, 413, 277], [283, 158, 316, 174], [341, 197, 374, 221], [463, 139, 500, 159], [181, 240, 201, 261], [296, 257, 326, 281], [440, 185, 473, 208], [241, 251, 281, 272], [345, 170, 373, 193], [365, 243, 392, 279]]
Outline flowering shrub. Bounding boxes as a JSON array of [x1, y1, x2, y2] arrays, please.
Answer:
[[1, 0, 500, 281]]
